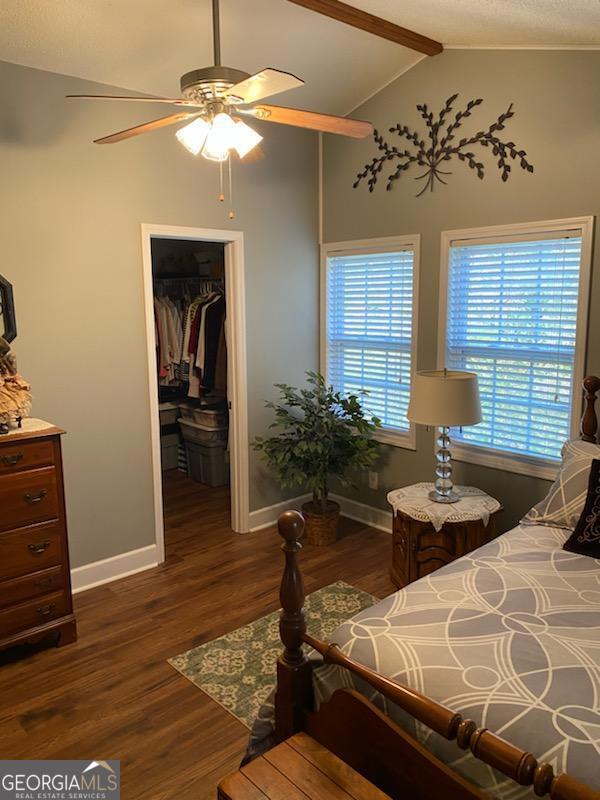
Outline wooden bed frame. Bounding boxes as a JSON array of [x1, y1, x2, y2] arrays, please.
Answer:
[[272, 376, 600, 800]]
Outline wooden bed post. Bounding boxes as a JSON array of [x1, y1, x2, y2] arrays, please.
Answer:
[[275, 510, 313, 741], [581, 375, 600, 443]]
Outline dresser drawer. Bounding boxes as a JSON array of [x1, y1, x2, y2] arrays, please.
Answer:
[[0, 522, 63, 580], [0, 467, 59, 532], [0, 591, 68, 638], [0, 566, 64, 608], [0, 439, 55, 476]]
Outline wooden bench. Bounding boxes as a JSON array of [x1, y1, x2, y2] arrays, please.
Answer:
[[218, 732, 390, 799]]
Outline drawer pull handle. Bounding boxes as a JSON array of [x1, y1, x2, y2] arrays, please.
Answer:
[[28, 541, 51, 554], [1, 453, 23, 466], [24, 489, 48, 504], [35, 577, 54, 589], [36, 603, 56, 617]]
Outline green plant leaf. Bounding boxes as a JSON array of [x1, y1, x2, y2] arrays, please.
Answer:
[[251, 371, 380, 500]]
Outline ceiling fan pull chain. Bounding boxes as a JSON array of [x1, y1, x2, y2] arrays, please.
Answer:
[[228, 154, 235, 220], [219, 160, 225, 202]]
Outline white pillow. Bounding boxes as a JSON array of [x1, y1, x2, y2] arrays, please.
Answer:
[[521, 439, 600, 531]]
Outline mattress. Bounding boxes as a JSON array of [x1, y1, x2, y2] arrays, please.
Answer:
[[313, 523, 600, 799]]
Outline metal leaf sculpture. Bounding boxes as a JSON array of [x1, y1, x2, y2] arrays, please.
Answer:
[[354, 94, 534, 197]]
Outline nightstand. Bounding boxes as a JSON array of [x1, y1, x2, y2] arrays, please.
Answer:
[[387, 483, 502, 589]]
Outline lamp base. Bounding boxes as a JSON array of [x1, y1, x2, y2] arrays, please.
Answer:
[[431, 426, 460, 504], [428, 489, 461, 504]]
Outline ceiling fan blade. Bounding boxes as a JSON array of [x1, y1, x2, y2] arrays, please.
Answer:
[[244, 104, 372, 138], [67, 94, 204, 107], [226, 68, 304, 104], [94, 112, 199, 144]]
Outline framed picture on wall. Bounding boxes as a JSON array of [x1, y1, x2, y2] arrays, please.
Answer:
[[0, 274, 17, 343]]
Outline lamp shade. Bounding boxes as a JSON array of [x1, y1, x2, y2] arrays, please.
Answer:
[[407, 370, 481, 427]]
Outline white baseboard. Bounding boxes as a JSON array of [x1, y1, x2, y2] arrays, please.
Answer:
[[72, 496, 389, 593], [330, 493, 392, 533], [249, 492, 391, 534], [71, 544, 160, 594], [249, 494, 312, 532]]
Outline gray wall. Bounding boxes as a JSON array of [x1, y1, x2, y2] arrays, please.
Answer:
[[323, 50, 600, 530], [0, 60, 318, 568]]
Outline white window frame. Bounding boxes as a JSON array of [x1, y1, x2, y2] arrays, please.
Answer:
[[321, 235, 420, 450], [438, 216, 594, 481]]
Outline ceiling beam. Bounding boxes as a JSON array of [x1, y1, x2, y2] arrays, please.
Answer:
[[286, 0, 443, 56]]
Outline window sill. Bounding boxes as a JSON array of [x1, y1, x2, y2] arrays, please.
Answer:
[[450, 442, 560, 481], [374, 427, 416, 451]]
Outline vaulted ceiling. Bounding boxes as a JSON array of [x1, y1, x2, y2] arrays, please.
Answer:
[[1, 0, 599, 115]]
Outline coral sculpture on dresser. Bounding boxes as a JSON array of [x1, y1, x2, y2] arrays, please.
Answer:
[[0, 275, 31, 434], [0, 336, 32, 434]]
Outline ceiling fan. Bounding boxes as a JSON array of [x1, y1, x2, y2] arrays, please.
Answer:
[[67, 0, 374, 165]]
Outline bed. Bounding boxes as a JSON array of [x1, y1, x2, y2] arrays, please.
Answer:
[[271, 376, 600, 800], [313, 522, 599, 798]]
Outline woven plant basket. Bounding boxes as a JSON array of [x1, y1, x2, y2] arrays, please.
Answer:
[[301, 500, 340, 546]]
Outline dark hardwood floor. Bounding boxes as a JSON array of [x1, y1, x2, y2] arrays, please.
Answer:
[[0, 470, 395, 799]]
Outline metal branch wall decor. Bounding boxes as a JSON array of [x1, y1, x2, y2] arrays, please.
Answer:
[[354, 94, 534, 197]]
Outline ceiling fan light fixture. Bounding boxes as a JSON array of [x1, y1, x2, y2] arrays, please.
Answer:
[[175, 112, 261, 162], [233, 120, 263, 158], [175, 117, 210, 155], [201, 111, 237, 161]]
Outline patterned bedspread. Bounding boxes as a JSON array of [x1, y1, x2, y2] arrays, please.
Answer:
[[313, 523, 600, 798]]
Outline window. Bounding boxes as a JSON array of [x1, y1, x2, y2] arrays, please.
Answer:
[[322, 237, 419, 448], [439, 218, 593, 478]]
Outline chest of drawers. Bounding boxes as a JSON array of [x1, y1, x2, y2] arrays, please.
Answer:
[[0, 421, 76, 652]]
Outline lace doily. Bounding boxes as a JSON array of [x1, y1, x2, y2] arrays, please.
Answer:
[[387, 483, 501, 532], [1, 418, 54, 437]]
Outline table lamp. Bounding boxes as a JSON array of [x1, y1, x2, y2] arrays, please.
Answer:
[[407, 369, 481, 503]]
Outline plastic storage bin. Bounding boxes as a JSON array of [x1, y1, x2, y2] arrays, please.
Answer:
[[192, 408, 228, 428], [185, 441, 229, 487], [178, 417, 228, 444], [161, 432, 180, 471], [178, 403, 196, 421], [159, 402, 179, 426]]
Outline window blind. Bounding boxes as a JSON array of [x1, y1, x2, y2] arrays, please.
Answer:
[[445, 234, 583, 461], [326, 249, 414, 432]]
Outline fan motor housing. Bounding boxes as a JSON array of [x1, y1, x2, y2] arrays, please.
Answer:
[[180, 66, 250, 102]]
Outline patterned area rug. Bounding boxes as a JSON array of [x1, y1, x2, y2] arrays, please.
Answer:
[[168, 581, 376, 729]]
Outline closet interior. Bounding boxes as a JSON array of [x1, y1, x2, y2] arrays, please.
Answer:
[[152, 237, 230, 548]]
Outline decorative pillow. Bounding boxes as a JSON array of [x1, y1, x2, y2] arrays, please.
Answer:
[[522, 439, 600, 531], [563, 459, 600, 557]]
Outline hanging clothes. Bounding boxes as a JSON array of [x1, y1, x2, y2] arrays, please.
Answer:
[[153, 278, 226, 396], [202, 295, 226, 392], [195, 294, 221, 371], [155, 297, 176, 382], [213, 318, 228, 396], [186, 291, 226, 398], [154, 302, 168, 380], [187, 292, 218, 398]]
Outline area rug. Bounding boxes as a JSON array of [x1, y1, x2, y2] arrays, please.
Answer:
[[168, 580, 376, 728]]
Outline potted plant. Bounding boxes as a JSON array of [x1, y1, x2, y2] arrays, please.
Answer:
[[253, 371, 381, 545]]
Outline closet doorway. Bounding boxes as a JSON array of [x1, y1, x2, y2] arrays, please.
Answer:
[[141, 224, 249, 563]]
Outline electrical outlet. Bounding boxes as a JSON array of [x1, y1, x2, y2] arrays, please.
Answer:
[[368, 471, 379, 490]]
